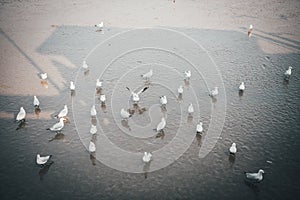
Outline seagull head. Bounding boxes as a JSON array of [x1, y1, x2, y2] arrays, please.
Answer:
[[232, 143, 236, 147], [249, 25, 253, 29], [59, 118, 65, 122], [258, 169, 265, 174], [289, 66, 293, 70]]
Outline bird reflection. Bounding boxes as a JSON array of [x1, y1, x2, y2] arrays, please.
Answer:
[[39, 161, 54, 181], [228, 154, 236, 165], [101, 104, 107, 113], [187, 115, 193, 124], [196, 133, 202, 146], [155, 131, 165, 139], [16, 121, 26, 130], [143, 161, 152, 179], [283, 79, 289, 88], [35, 107, 41, 116], [40, 80, 48, 88], [48, 133, 65, 142], [91, 116, 97, 126], [211, 97, 217, 103], [121, 119, 131, 131], [177, 93, 183, 102], [238, 90, 244, 97], [84, 69, 90, 76], [71, 90, 76, 97], [244, 180, 260, 195], [90, 152, 96, 166], [128, 104, 147, 115], [96, 88, 102, 95], [184, 79, 190, 88]]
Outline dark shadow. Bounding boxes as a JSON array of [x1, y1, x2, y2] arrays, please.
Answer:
[[121, 119, 131, 131], [177, 93, 183, 102], [187, 115, 193, 124], [34, 107, 41, 116], [90, 152, 96, 166], [143, 160, 152, 179], [91, 116, 97, 126], [16, 121, 27, 130], [39, 161, 54, 181], [196, 133, 202, 147], [48, 133, 65, 142]]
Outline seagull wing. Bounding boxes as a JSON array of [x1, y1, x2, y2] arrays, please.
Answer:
[[137, 86, 149, 95]]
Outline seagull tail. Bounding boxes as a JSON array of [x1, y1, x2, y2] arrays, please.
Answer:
[[46, 128, 50, 130]]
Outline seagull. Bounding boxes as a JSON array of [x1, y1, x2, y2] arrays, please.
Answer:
[[245, 169, 264, 182], [96, 79, 102, 88], [91, 105, 97, 117], [55, 105, 68, 118], [82, 60, 89, 69], [239, 82, 245, 91], [160, 96, 167, 106], [142, 152, 152, 163], [126, 86, 149, 103], [70, 81, 75, 91], [209, 87, 218, 97], [156, 117, 166, 132], [36, 154, 52, 165], [47, 118, 64, 132], [178, 85, 183, 95], [16, 107, 26, 122], [120, 108, 132, 119], [89, 141, 96, 152], [90, 125, 97, 135], [95, 22, 104, 31], [40, 72, 47, 80], [184, 70, 191, 79], [188, 103, 194, 115], [33, 96, 40, 107], [284, 66, 292, 78], [248, 24, 253, 37], [229, 143, 237, 154], [141, 69, 153, 80], [196, 122, 203, 133], [99, 94, 106, 104]]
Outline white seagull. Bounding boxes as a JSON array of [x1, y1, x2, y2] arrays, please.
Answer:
[[156, 117, 166, 132], [126, 86, 149, 103], [196, 122, 203, 133], [141, 69, 153, 80], [188, 103, 194, 115], [90, 125, 97, 135], [100, 94, 106, 104], [178, 85, 183, 95], [55, 105, 68, 118], [40, 72, 47, 80], [95, 22, 104, 31], [239, 82, 245, 91], [209, 87, 219, 97], [33, 96, 40, 107], [142, 152, 152, 163], [36, 154, 52, 165], [89, 141, 96, 152], [245, 169, 265, 182], [91, 105, 97, 117], [229, 143, 237, 154], [16, 107, 26, 122], [96, 79, 103, 88], [82, 60, 89, 69], [160, 95, 167, 106], [184, 70, 191, 79], [284, 66, 292, 77], [248, 24, 253, 37], [120, 108, 132, 119], [47, 118, 64, 132], [70, 81, 75, 91]]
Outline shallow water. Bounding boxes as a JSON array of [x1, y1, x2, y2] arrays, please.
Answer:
[[0, 26, 300, 200]]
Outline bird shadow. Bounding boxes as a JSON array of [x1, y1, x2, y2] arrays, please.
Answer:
[[155, 130, 165, 139], [39, 161, 54, 181], [228, 154, 236, 165], [84, 69, 90, 76], [196, 133, 203, 146], [91, 116, 97, 126], [238, 90, 244, 97], [90, 152, 97, 166], [187, 115, 193, 124], [244, 179, 260, 195], [143, 160, 152, 179], [184, 79, 190, 88], [121, 119, 131, 131], [48, 133, 65, 142], [177, 94, 183, 102], [16, 121, 27, 130], [71, 90, 76, 97], [35, 107, 41, 115]]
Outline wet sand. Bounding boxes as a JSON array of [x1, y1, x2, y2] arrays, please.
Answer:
[[0, 0, 300, 200]]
